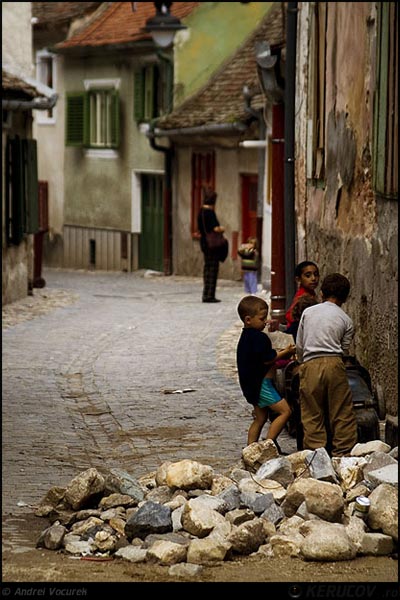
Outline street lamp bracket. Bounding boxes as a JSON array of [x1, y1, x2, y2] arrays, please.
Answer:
[[141, 2, 187, 48]]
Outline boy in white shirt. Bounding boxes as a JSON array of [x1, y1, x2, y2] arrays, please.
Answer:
[[296, 273, 358, 456]]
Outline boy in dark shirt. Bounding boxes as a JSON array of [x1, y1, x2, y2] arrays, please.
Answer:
[[236, 295, 296, 446]]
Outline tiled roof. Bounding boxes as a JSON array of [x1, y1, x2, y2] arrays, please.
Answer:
[[156, 3, 285, 131], [32, 2, 102, 27], [2, 70, 41, 99], [1, 67, 58, 110], [56, 2, 200, 49]]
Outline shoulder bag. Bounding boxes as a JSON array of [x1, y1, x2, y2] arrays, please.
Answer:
[[202, 210, 229, 261]]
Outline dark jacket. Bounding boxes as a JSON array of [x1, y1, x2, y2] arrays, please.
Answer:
[[198, 207, 220, 254]]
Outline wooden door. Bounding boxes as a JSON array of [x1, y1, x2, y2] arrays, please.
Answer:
[[139, 174, 164, 272], [241, 174, 258, 242]]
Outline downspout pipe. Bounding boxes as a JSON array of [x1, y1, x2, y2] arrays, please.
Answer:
[[147, 122, 173, 275], [2, 69, 58, 111], [2, 94, 58, 111], [243, 87, 266, 222], [243, 88, 266, 284], [284, 1, 298, 309]]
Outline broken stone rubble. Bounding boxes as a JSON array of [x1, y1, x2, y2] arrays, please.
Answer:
[[35, 440, 398, 571]]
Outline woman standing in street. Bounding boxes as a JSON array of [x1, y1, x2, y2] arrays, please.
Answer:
[[197, 188, 225, 303]]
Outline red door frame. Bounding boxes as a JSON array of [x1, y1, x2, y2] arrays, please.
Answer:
[[241, 173, 262, 265], [241, 174, 258, 241]]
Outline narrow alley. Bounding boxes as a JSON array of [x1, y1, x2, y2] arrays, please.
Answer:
[[3, 269, 397, 589], [3, 269, 263, 517]]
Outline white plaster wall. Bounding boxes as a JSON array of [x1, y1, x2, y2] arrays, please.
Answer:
[[2, 2, 33, 77], [33, 54, 65, 237], [261, 140, 272, 291]]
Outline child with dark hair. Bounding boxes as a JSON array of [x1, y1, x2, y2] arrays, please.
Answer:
[[236, 295, 296, 447], [296, 273, 358, 456], [285, 261, 320, 329], [285, 294, 319, 342]]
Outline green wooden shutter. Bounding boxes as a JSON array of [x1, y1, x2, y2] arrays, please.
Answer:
[[134, 71, 144, 121], [110, 90, 120, 148], [23, 139, 39, 234], [65, 92, 86, 146], [83, 92, 90, 147], [6, 137, 24, 245]]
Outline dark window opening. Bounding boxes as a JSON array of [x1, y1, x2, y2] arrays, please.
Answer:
[[121, 232, 128, 260], [89, 239, 96, 266]]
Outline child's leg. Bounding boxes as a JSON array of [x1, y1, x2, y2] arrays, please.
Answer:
[[265, 398, 292, 441], [248, 405, 269, 445], [249, 271, 258, 294], [243, 271, 251, 293]]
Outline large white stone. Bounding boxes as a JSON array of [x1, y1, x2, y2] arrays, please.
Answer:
[[64, 468, 105, 511], [181, 500, 226, 537], [351, 441, 391, 457], [146, 540, 188, 565], [282, 478, 344, 522], [242, 439, 279, 470], [164, 460, 214, 491], [186, 537, 231, 564], [367, 483, 398, 541], [300, 521, 357, 561], [115, 546, 147, 562]]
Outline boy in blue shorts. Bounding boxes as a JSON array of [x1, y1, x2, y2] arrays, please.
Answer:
[[236, 295, 296, 446]]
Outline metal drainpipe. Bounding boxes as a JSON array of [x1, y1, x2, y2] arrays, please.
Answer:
[[2, 95, 58, 111], [284, 1, 298, 309], [243, 93, 266, 279], [148, 123, 173, 275]]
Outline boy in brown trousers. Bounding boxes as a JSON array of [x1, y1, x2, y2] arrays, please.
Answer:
[[296, 273, 358, 456]]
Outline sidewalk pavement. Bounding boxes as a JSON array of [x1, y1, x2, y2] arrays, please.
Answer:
[[2, 269, 296, 547]]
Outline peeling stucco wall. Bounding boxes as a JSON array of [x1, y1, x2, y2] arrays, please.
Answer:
[[295, 3, 398, 423]]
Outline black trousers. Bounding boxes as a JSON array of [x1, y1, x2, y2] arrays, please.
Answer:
[[202, 251, 219, 300]]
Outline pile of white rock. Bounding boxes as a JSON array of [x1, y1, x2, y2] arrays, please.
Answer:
[[35, 440, 398, 575]]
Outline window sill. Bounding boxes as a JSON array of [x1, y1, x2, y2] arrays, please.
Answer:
[[85, 149, 119, 159], [37, 118, 56, 126]]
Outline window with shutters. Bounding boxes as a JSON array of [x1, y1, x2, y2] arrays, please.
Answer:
[[191, 151, 216, 236], [36, 49, 56, 123], [134, 59, 173, 122], [373, 2, 398, 198], [65, 79, 120, 149], [5, 136, 39, 246], [88, 89, 119, 148]]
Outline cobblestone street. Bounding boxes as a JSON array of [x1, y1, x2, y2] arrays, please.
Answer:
[[3, 269, 397, 589], [2, 269, 296, 547]]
